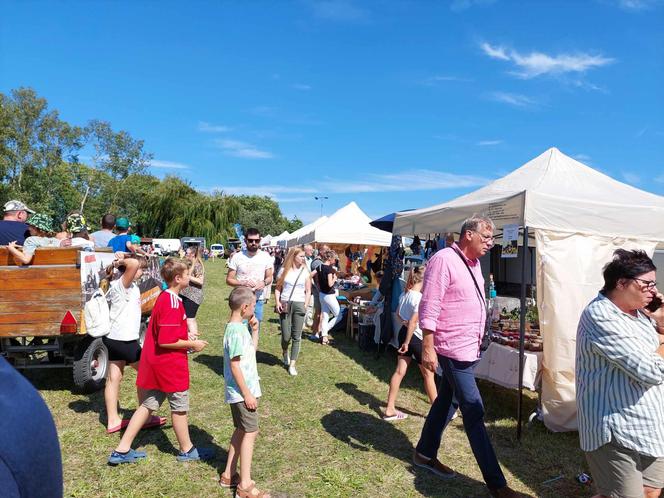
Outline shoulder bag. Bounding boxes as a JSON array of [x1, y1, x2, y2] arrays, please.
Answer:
[[451, 247, 492, 352], [279, 267, 304, 315]]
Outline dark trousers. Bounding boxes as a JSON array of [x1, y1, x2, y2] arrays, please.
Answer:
[[415, 354, 507, 489]]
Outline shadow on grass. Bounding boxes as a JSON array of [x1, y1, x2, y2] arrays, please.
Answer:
[[69, 391, 106, 425], [321, 409, 485, 497], [336, 382, 423, 418], [20, 368, 76, 392], [256, 350, 281, 366], [194, 353, 224, 376]]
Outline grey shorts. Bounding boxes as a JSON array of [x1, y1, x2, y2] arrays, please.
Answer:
[[140, 389, 189, 413], [585, 440, 664, 498], [230, 401, 259, 433]]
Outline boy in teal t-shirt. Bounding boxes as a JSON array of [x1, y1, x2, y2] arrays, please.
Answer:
[[220, 287, 269, 498]]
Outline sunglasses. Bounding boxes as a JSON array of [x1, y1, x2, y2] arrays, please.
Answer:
[[246, 238, 260, 244]]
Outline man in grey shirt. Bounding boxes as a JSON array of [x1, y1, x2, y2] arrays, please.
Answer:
[[91, 214, 116, 248]]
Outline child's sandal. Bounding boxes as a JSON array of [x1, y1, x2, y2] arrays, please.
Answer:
[[236, 482, 270, 498], [218, 472, 240, 488]]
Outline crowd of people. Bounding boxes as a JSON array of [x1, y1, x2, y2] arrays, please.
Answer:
[[2, 200, 664, 498]]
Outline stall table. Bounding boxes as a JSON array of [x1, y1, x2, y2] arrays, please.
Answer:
[[474, 342, 542, 391]]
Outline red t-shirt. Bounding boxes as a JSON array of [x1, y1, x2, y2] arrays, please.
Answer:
[[136, 290, 189, 393]]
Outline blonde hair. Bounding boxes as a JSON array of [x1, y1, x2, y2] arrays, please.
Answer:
[[160, 257, 188, 285], [229, 286, 255, 310], [276, 247, 305, 291], [406, 265, 425, 291]]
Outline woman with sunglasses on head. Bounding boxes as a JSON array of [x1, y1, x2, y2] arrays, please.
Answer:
[[577, 249, 664, 498]]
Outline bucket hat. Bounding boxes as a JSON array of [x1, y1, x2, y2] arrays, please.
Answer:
[[66, 213, 88, 233], [26, 213, 55, 233]]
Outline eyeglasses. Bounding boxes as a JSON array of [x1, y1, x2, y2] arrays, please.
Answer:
[[246, 238, 260, 244], [470, 231, 496, 243], [632, 277, 657, 290]]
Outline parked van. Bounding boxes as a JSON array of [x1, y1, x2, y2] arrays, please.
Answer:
[[210, 244, 224, 258], [152, 238, 181, 256]]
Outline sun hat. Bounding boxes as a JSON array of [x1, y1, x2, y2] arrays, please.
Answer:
[[66, 213, 88, 233], [4, 200, 35, 214], [26, 213, 55, 233], [115, 217, 130, 230]]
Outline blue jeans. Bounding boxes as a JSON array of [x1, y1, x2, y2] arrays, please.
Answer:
[[246, 299, 265, 334], [415, 355, 507, 489]]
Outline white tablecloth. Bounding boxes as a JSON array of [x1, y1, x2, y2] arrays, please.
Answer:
[[474, 342, 542, 391]]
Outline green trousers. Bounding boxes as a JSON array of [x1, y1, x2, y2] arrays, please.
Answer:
[[279, 301, 306, 361]]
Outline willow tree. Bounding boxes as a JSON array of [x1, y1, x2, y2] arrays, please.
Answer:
[[143, 176, 239, 242]]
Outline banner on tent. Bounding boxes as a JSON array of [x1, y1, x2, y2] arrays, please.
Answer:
[[501, 224, 519, 258]]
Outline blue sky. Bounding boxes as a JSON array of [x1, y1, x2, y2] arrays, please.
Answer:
[[2, 0, 663, 226]]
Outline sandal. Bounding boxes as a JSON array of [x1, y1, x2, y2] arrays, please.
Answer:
[[141, 415, 167, 430], [321, 337, 330, 345], [382, 411, 408, 422], [106, 419, 130, 434], [236, 482, 270, 498], [218, 472, 240, 488]]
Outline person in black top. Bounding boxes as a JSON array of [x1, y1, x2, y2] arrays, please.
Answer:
[[0, 356, 63, 497], [318, 250, 342, 345], [0, 200, 33, 246]]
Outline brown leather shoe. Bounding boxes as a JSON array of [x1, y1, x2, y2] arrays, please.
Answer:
[[412, 451, 456, 479]]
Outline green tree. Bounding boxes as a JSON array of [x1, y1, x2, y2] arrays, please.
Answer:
[[235, 195, 299, 236]]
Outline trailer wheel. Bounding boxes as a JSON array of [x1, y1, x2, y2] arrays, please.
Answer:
[[73, 336, 108, 393]]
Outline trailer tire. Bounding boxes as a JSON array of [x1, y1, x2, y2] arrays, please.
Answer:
[[73, 336, 108, 393]]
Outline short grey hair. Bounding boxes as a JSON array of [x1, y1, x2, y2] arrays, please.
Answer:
[[460, 215, 495, 236]]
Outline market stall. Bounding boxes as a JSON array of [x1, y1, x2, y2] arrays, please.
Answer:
[[285, 216, 328, 248], [393, 147, 664, 434]]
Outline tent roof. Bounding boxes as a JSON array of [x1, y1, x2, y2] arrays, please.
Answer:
[[299, 202, 392, 246], [393, 147, 664, 241], [286, 216, 328, 247]]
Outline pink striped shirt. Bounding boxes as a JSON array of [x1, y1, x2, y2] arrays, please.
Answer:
[[418, 243, 486, 361]]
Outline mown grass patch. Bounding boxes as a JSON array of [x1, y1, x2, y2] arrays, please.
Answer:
[[30, 260, 589, 497]]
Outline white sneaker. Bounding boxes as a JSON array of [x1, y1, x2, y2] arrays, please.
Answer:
[[283, 352, 290, 366], [288, 365, 298, 376]]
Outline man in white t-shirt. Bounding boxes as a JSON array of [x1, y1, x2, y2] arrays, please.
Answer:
[[226, 228, 274, 344]]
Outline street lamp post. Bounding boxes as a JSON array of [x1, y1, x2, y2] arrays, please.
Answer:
[[314, 196, 328, 217]]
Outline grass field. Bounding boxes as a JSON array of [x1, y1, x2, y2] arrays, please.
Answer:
[[28, 261, 592, 497]]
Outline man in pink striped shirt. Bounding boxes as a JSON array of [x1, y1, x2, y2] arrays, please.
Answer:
[[413, 215, 519, 498]]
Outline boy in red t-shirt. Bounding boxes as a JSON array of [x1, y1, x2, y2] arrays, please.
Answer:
[[108, 258, 213, 465]]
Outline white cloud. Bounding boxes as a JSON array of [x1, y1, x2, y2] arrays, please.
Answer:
[[489, 92, 538, 108], [150, 159, 190, 170], [208, 169, 489, 198], [214, 139, 274, 159], [617, 0, 663, 10], [324, 169, 489, 193], [480, 42, 510, 61], [198, 121, 231, 133], [480, 42, 614, 79], [477, 140, 503, 146], [424, 75, 473, 85], [305, 0, 368, 22], [451, 0, 497, 11], [292, 83, 312, 91], [622, 171, 641, 184]]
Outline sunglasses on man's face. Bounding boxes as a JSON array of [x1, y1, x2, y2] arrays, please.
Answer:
[[246, 238, 260, 244]]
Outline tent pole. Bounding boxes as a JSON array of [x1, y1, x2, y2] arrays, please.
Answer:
[[517, 226, 529, 440]]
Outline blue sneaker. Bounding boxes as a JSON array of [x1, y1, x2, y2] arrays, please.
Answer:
[[108, 449, 147, 466], [176, 446, 215, 462]]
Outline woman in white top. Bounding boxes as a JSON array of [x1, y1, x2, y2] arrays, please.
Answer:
[[383, 266, 437, 421], [275, 247, 311, 376]]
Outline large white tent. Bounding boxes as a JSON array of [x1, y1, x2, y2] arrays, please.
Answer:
[[297, 202, 392, 247], [273, 231, 290, 248], [285, 216, 328, 248], [394, 148, 664, 431]]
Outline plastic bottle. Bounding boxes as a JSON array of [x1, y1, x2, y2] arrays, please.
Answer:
[[488, 274, 497, 299]]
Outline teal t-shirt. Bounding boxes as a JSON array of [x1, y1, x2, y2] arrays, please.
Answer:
[[223, 322, 261, 403]]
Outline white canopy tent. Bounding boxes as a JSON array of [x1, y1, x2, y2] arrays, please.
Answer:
[[297, 202, 392, 247], [285, 216, 328, 248], [273, 231, 290, 248], [394, 148, 664, 432], [261, 235, 272, 247]]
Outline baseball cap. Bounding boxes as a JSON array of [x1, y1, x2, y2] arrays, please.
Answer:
[[3, 200, 35, 214], [66, 213, 88, 233], [26, 213, 55, 233], [115, 217, 130, 230], [130, 234, 141, 244]]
